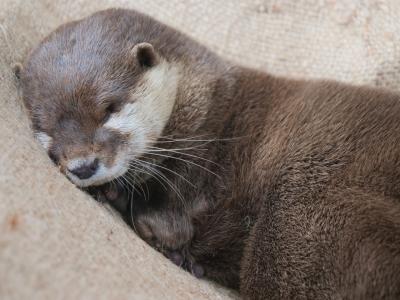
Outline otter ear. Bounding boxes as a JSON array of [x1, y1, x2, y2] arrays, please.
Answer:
[[131, 42, 159, 68]]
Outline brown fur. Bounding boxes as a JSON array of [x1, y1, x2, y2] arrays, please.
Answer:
[[19, 8, 400, 299]]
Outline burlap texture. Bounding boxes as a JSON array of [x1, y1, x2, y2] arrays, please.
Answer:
[[1, 1, 400, 299]]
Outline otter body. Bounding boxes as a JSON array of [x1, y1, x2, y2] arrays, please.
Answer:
[[19, 9, 400, 299]]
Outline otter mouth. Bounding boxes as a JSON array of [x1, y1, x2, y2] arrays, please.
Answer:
[[66, 158, 129, 188]]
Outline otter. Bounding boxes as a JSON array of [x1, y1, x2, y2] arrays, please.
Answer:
[[17, 8, 400, 299]]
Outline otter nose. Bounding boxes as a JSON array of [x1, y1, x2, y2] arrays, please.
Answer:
[[68, 159, 99, 180]]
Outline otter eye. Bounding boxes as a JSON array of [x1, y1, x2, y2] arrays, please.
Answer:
[[103, 103, 118, 122]]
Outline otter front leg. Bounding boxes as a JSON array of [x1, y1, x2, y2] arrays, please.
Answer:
[[132, 207, 205, 277], [119, 177, 205, 277], [90, 177, 205, 276], [134, 209, 193, 252]]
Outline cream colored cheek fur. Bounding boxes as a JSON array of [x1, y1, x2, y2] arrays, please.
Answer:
[[105, 60, 180, 160], [34, 132, 53, 150]]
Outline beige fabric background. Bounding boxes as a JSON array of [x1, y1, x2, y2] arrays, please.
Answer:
[[1, 1, 400, 299]]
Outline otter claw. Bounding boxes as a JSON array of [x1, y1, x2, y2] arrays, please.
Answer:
[[191, 263, 205, 278], [166, 250, 184, 267]]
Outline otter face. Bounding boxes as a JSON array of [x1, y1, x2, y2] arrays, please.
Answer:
[[20, 19, 180, 187]]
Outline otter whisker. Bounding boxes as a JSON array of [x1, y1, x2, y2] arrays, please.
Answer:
[[132, 155, 197, 188], [143, 151, 221, 179], [128, 160, 168, 192], [129, 184, 137, 233], [115, 176, 127, 192], [125, 171, 149, 203], [131, 159, 188, 211], [156, 134, 248, 143], [119, 174, 136, 194], [125, 163, 153, 204], [148, 144, 208, 152], [147, 145, 222, 168], [117, 172, 138, 232]]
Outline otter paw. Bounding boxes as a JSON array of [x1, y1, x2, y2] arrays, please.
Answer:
[[88, 183, 130, 215], [133, 210, 195, 253], [88, 183, 122, 202]]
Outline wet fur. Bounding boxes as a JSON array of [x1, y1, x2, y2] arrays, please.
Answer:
[[20, 9, 400, 299]]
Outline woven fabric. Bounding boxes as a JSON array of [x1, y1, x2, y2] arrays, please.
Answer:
[[1, 0, 399, 299]]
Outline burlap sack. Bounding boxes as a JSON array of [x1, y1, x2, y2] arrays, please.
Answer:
[[1, 1, 400, 299]]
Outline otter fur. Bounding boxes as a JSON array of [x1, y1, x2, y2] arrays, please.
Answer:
[[18, 8, 400, 299]]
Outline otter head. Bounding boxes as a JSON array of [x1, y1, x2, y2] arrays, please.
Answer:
[[18, 14, 180, 187]]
